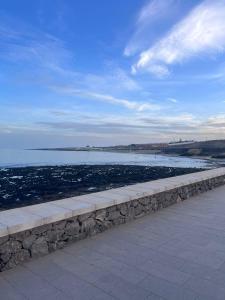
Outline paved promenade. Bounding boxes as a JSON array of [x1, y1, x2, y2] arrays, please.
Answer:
[[1, 185, 225, 299]]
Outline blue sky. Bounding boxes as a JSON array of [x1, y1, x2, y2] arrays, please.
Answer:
[[1, 0, 225, 148]]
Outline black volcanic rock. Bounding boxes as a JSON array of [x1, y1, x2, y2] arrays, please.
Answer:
[[0, 165, 203, 211]]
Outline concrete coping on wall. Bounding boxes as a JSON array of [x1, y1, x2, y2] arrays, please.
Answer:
[[0, 167, 225, 238]]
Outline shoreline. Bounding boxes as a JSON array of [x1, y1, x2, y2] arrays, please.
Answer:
[[0, 149, 214, 169], [30, 148, 223, 166]]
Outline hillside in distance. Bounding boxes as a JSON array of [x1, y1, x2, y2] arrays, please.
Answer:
[[37, 139, 225, 159], [99, 139, 225, 158], [163, 139, 225, 158], [111, 139, 225, 158]]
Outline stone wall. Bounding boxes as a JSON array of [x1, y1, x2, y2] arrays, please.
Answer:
[[1, 172, 225, 272]]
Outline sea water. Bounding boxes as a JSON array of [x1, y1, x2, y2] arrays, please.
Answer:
[[0, 149, 211, 168]]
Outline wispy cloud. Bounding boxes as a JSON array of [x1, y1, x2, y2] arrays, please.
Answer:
[[51, 85, 160, 112], [131, 0, 225, 77], [124, 0, 177, 57], [82, 67, 141, 92], [167, 97, 178, 103], [140, 113, 196, 127], [2, 108, 225, 146], [0, 13, 150, 112], [0, 19, 141, 95], [205, 114, 225, 127], [34, 112, 225, 141], [0, 19, 70, 72], [137, 0, 173, 24]]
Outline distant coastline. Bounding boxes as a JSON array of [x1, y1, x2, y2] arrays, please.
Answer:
[[33, 139, 225, 160]]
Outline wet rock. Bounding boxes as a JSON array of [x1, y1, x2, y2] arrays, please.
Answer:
[[0, 165, 202, 211]]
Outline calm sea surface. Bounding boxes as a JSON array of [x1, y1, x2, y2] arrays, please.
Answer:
[[0, 149, 211, 168]]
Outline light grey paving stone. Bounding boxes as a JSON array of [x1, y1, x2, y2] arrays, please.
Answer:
[[100, 230, 161, 256], [25, 257, 113, 300], [24, 256, 73, 282], [178, 260, 217, 279], [113, 231, 168, 250], [63, 245, 148, 284], [159, 241, 225, 269], [74, 235, 153, 268], [42, 290, 73, 300], [45, 269, 116, 300], [92, 272, 152, 300], [50, 250, 118, 285], [204, 269, 225, 288], [142, 250, 187, 270], [146, 294, 165, 300], [138, 259, 190, 285], [0, 277, 26, 300], [218, 260, 225, 272], [184, 276, 225, 300], [25, 288, 72, 300], [2, 265, 67, 299], [186, 250, 225, 269], [180, 263, 225, 290], [179, 235, 213, 248], [206, 240, 225, 253], [93, 225, 169, 251], [138, 273, 200, 300], [146, 241, 193, 258]]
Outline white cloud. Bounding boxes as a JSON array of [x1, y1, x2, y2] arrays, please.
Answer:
[[141, 113, 196, 126], [205, 114, 225, 127], [32, 112, 225, 142], [51, 85, 160, 112], [0, 14, 146, 107], [0, 15, 71, 71], [111, 68, 140, 91], [124, 0, 176, 57], [2, 105, 225, 144], [87, 92, 156, 111], [132, 0, 225, 77], [137, 0, 172, 24], [167, 97, 178, 103], [83, 67, 141, 92]]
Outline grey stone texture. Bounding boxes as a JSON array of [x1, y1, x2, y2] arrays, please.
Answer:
[[0, 174, 225, 272]]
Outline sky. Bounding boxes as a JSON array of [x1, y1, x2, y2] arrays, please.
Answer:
[[1, 0, 225, 148]]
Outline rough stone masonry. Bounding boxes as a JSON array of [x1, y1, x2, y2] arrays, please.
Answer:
[[0, 174, 225, 272]]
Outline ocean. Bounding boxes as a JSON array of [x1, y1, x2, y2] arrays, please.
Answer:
[[0, 149, 210, 168]]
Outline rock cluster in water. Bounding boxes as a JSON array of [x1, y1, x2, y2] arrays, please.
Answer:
[[0, 165, 202, 210]]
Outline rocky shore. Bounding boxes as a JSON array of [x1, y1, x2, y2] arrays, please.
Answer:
[[0, 165, 203, 211]]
